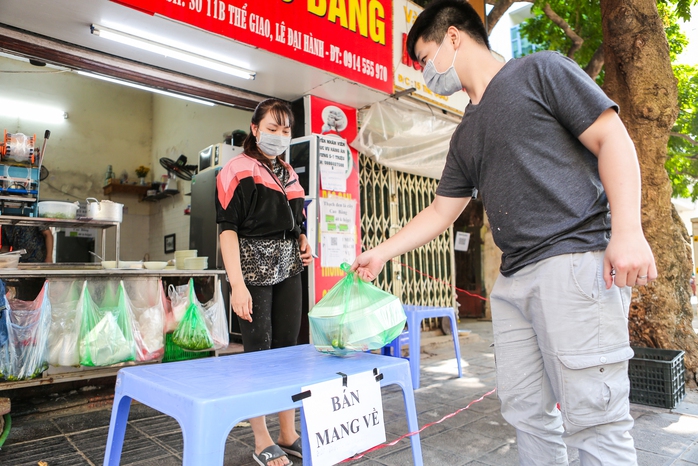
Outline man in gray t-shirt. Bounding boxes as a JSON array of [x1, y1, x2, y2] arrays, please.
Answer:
[[351, 1, 656, 465], [437, 50, 616, 275]]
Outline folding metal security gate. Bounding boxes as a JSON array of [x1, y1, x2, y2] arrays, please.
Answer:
[[359, 154, 455, 330]]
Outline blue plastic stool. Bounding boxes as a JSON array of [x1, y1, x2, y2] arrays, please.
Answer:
[[383, 305, 463, 389], [103, 344, 423, 466]]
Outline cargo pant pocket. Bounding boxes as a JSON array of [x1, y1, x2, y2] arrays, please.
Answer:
[[557, 347, 634, 431]]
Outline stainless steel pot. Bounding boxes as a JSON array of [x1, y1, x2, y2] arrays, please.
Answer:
[[86, 198, 123, 222]]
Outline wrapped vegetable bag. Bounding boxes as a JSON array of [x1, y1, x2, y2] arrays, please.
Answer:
[[172, 279, 215, 351], [123, 279, 165, 362], [309, 263, 406, 355], [47, 280, 82, 366], [0, 281, 8, 348], [78, 281, 136, 366], [0, 282, 51, 380]]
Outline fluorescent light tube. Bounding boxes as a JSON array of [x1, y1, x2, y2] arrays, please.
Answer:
[[91, 24, 256, 80], [76, 71, 215, 106], [0, 97, 67, 124]]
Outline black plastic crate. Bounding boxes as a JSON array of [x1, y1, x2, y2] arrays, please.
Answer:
[[628, 347, 685, 409]]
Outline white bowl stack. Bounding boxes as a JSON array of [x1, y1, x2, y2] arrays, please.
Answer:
[[144, 261, 168, 270], [175, 250, 197, 270], [183, 256, 208, 270]]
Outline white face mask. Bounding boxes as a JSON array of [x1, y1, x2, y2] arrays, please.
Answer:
[[422, 37, 462, 96], [256, 130, 291, 157]]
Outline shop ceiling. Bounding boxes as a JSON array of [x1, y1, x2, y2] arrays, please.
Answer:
[[0, 0, 388, 110]]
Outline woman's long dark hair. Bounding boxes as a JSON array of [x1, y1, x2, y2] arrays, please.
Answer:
[[243, 98, 294, 169]]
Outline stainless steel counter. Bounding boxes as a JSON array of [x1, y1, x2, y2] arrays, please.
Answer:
[[0, 267, 227, 278]]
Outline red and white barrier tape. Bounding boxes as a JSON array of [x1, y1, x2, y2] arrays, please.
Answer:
[[341, 388, 497, 462], [391, 259, 488, 301]]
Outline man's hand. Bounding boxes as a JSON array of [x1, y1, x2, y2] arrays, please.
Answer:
[[604, 231, 657, 288], [351, 248, 388, 281], [298, 234, 313, 266]]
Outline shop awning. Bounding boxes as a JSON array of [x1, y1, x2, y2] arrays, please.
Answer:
[[351, 99, 459, 180]]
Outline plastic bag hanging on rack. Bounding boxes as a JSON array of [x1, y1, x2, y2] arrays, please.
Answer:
[[0, 282, 51, 380], [172, 278, 214, 351], [123, 278, 165, 361], [166, 283, 189, 332], [47, 279, 82, 366], [78, 280, 136, 366], [308, 263, 406, 355], [201, 279, 229, 350], [0, 280, 8, 348]]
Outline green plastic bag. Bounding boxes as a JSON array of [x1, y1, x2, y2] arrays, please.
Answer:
[[172, 279, 214, 351], [309, 263, 406, 356], [79, 281, 136, 367]]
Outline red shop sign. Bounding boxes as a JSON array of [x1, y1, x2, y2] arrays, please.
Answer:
[[112, 0, 393, 94]]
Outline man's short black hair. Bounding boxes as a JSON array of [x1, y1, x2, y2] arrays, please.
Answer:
[[407, 0, 490, 62]]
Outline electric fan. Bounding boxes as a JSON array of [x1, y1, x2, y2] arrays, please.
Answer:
[[159, 155, 197, 182]]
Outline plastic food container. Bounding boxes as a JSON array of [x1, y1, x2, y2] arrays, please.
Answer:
[[175, 250, 197, 269], [37, 201, 79, 219], [0, 254, 20, 269], [86, 198, 123, 222], [183, 257, 208, 270], [101, 261, 117, 269]]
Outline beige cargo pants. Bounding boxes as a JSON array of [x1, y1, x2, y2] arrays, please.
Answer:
[[491, 251, 637, 466]]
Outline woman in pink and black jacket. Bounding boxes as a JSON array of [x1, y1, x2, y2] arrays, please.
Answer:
[[216, 99, 312, 466]]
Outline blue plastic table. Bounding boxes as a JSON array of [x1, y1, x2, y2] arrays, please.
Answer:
[[103, 344, 423, 465]]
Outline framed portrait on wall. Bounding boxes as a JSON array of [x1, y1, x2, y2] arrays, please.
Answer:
[[164, 234, 176, 254]]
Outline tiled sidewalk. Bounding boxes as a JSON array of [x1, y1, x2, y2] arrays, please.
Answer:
[[1, 319, 698, 465]]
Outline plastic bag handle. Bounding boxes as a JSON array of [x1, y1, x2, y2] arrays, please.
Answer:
[[336, 262, 355, 349], [188, 278, 197, 303]]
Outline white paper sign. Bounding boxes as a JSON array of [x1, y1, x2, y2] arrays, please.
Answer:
[[320, 198, 356, 234], [454, 231, 471, 252], [302, 370, 386, 466], [319, 197, 357, 268], [60, 227, 96, 239], [318, 135, 349, 192], [321, 233, 356, 268]]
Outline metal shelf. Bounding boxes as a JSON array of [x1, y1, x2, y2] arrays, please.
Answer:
[[142, 189, 180, 202], [0, 215, 121, 263], [102, 180, 150, 196], [0, 366, 127, 391], [0, 214, 119, 229]]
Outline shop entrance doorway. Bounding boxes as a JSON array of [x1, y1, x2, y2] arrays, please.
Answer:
[[453, 198, 485, 318]]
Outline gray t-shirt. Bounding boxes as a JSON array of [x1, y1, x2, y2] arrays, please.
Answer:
[[436, 51, 618, 276]]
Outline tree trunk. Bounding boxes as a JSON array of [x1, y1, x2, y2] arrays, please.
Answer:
[[487, 0, 516, 35], [583, 44, 604, 80], [601, 0, 698, 385]]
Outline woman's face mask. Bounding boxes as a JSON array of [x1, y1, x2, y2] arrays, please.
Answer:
[[422, 36, 462, 96], [257, 130, 291, 157]]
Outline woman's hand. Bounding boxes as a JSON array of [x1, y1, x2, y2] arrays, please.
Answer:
[[299, 234, 313, 266], [231, 281, 254, 322]]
